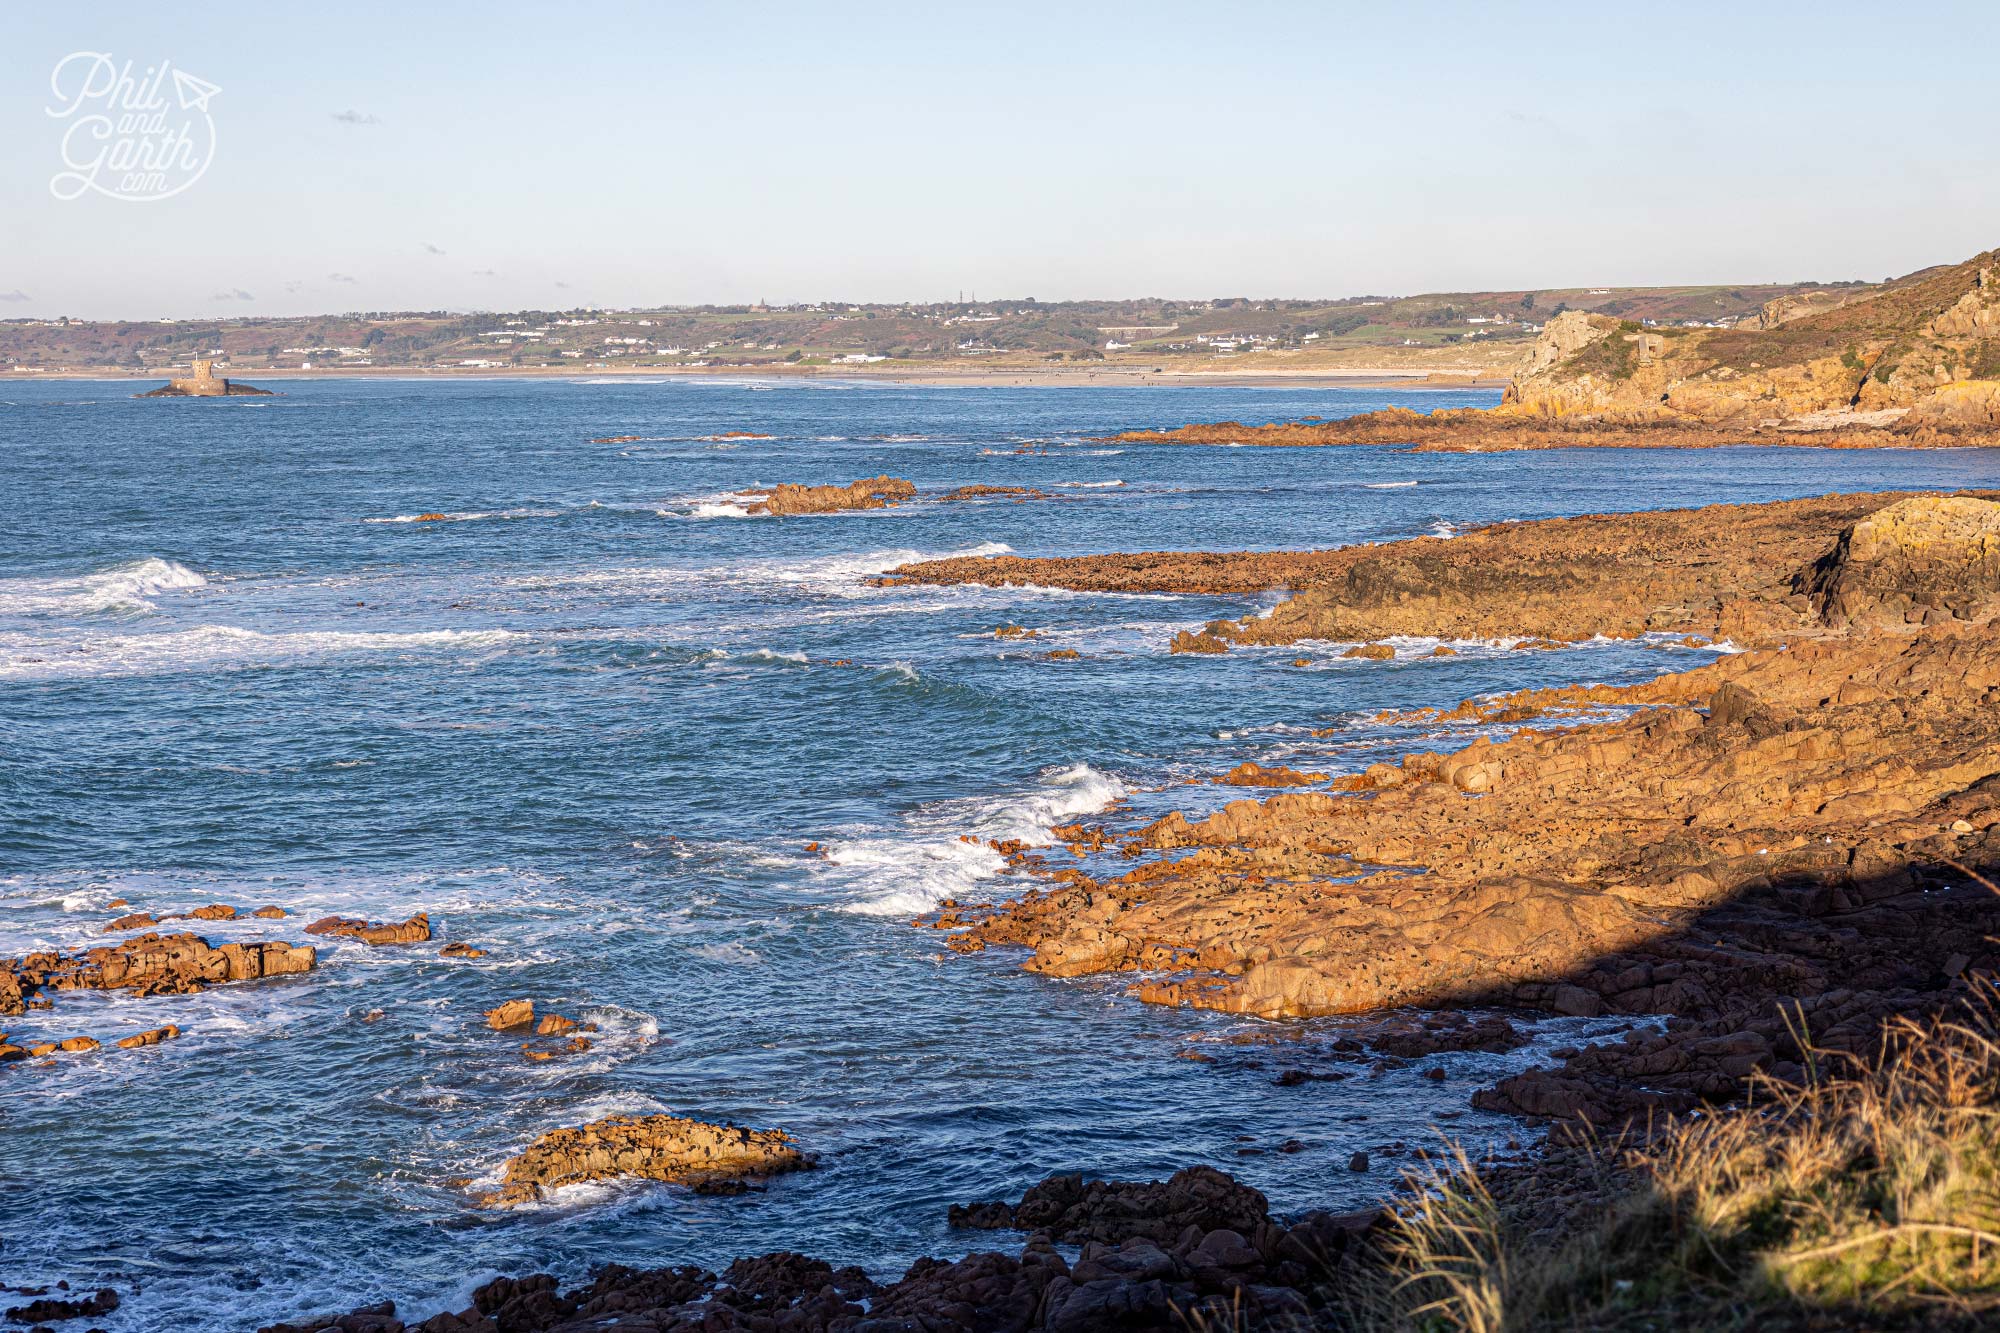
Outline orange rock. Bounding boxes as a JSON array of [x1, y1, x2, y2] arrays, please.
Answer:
[[252, 905, 288, 919], [116, 1025, 180, 1049], [105, 912, 156, 932], [536, 1013, 578, 1036], [1341, 643, 1396, 660], [58, 1036, 100, 1053], [304, 912, 430, 946], [1213, 762, 1328, 788], [485, 999, 534, 1031], [439, 941, 487, 959], [481, 1114, 812, 1207], [2, 931, 316, 1017], [746, 476, 914, 516]]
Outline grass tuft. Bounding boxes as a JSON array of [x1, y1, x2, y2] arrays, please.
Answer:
[[1355, 977, 2000, 1330]]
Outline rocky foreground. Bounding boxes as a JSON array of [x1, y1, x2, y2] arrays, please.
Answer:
[[256, 1166, 1382, 1333]]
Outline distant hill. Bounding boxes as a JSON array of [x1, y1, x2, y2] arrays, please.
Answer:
[[0, 277, 1887, 376]]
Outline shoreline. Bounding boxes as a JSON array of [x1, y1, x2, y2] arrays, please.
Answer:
[[3, 364, 1509, 391]]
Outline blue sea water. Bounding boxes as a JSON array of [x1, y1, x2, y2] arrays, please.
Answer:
[[3, 377, 1996, 1328]]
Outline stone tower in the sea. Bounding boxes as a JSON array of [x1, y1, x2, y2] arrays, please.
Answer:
[[138, 358, 272, 398]]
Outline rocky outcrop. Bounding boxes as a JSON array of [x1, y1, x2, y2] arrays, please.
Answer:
[[1213, 762, 1328, 787], [747, 477, 915, 516], [888, 490, 2000, 653], [911, 494, 2000, 1127], [305, 913, 431, 946], [941, 623, 2000, 1028], [2, 932, 315, 1016], [116, 1024, 181, 1049], [260, 1167, 1382, 1333], [481, 1114, 813, 1207], [939, 484, 1052, 502], [1799, 494, 2000, 628], [483, 999, 534, 1030]]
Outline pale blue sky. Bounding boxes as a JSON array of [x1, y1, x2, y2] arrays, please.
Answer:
[[4, 1, 1997, 318]]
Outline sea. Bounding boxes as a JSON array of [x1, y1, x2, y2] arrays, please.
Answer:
[[3, 377, 1995, 1328]]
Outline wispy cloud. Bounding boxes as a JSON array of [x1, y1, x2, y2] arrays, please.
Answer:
[[554, 281, 570, 289], [328, 272, 358, 284], [472, 268, 498, 278], [421, 242, 446, 256], [283, 280, 304, 294], [331, 109, 381, 126], [211, 288, 255, 302], [0, 289, 30, 303]]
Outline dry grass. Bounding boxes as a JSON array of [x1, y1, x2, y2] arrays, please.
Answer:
[[1359, 979, 2000, 1331]]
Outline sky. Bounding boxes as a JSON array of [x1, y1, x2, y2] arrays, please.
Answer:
[[3, 1, 1997, 319]]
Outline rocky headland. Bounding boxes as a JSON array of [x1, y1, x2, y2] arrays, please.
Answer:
[[1108, 248, 2000, 452]]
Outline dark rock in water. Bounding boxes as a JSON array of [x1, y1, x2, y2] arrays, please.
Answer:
[[269, 1165, 1393, 1331], [5, 1285, 120, 1322], [948, 1164, 1269, 1244]]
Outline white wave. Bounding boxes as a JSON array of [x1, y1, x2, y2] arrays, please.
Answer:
[[835, 763, 1126, 916], [686, 502, 754, 519], [1430, 521, 1459, 539], [741, 647, 809, 665], [1364, 481, 1420, 489], [1056, 479, 1125, 488], [0, 624, 522, 681], [0, 557, 208, 617], [689, 941, 760, 965], [828, 836, 1006, 918]]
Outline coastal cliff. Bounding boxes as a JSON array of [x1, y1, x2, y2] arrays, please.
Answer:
[[1112, 248, 2000, 450]]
